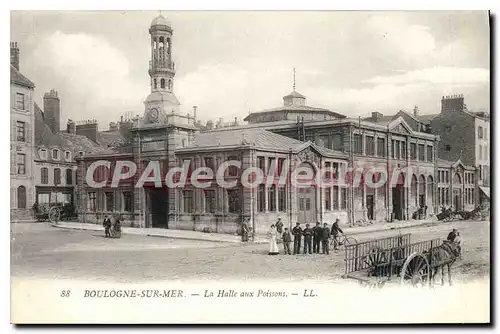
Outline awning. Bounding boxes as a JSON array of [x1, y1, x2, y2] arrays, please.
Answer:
[[479, 186, 490, 198]]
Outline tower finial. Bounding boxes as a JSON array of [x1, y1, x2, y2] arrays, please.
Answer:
[[293, 68, 296, 91]]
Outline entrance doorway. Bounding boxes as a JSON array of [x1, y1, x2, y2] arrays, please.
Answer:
[[392, 173, 405, 221], [149, 188, 169, 228], [297, 187, 317, 224], [453, 189, 462, 211], [366, 195, 374, 220]]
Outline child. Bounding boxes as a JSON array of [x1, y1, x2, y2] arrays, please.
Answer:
[[282, 228, 292, 255]]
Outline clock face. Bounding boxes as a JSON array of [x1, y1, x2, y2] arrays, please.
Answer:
[[149, 108, 159, 122]]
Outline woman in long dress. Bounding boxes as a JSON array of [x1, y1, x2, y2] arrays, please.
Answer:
[[268, 224, 279, 255]]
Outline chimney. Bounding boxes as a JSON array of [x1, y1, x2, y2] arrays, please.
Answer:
[[10, 42, 19, 70], [193, 106, 198, 123], [43, 89, 61, 134], [67, 119, 76, 134], [371, 111, 383, 121], [75, 119, 99, 143], [413, 105, 419, 118], [109, 122, 118, 132]]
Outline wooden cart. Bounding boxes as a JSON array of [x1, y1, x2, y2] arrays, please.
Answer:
[[342, 233, 456, 288]]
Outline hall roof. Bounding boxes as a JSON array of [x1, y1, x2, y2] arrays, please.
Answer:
[[176, 127, 347, 158]]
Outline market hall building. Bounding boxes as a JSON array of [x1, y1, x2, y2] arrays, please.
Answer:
[[76, 14, 479, 235]]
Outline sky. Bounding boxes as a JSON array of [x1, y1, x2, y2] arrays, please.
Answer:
[[10, 10, 490, 130]]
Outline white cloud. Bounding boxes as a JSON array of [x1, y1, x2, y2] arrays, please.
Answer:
[[363, 67, 490, 86], [30, 31, 147, 124]]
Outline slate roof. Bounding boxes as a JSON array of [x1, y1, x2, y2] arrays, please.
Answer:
[[10, 65, 35, 88], [244, 105, 346, 121], [417, 114, 439, 124], [176, 127, 347, 158], [361, 114, 395, 125], [97, 131, 125, 148], [284, 90, 306, 99]]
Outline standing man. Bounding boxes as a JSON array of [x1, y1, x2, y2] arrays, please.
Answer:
[[313, 222, 322, 254], [282, 228, 292, 255], [321, 223, 330, 255], [302, 223, 313, 254], [276, 218, 284, 235], [330, 218, 344, 251], [292, 222, 303, 255], [103, 215, 111, 238]]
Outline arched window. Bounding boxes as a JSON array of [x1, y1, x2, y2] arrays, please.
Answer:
[[66, 169, 73, 185], [427, 175, 434, 202], [54, 168, 61, 185], [17, 186, 26, 209], [411, 174, 417, 206], [153, 79, 157, 89], [41, 167, 48, 184], [168, 80, 172, 90], [160, 78, 165, 89], [166, 38, 171, 54]]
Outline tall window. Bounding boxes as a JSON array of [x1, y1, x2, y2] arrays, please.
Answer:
[[331, 134, 342, 150], [227, 189, 241, 213], [325, 188, 331, 210], [16, 121, 25, 142], [365, 136, 375, 156], [478, 126, 483, 139], [54, 168, 61, 185], [183, 190, 193, 213], [418, 144, 425, 161], [395, 141, 401, 159], [410, 143, 417, 160], [87, 192, 97, 212], [16, 153, 25, 174], [204, 190, 216, 213], [479, 145, 482, 159], [332, 186, 339, 210], [268, 185, 276, 212], [16, 93, 25, 110], [353, 134, 362, 155], [278, 186, 286, 211], [65, 151, 71, 161], [258, 157, 265, 175], [340, 188, 347, 210], [41, 167, 48, 184], [377, 138, 386, 157], [66, 169, 73, 185], [227, 156, 239, 177], [257, 184, 265, 212], [17, 186, 26, 209], [123, 192, 133, 212], [105, 192, 114, 212], [427, 145, 433, 162], [204, 157, 214, 171], [160, 78, 166, 89], [52, 149, 59, 160], [401, 141, 407, 160]]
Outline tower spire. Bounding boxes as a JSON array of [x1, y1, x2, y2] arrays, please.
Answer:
[[293, 68, 296, 91]]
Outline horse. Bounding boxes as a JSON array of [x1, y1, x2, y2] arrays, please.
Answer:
[[425, 240, 461, 286]]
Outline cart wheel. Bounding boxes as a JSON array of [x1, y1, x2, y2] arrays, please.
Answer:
[[48, 207, 61, 224], [400, 252, 432, 287]]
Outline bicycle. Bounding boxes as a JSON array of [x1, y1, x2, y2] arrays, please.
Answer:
[[330, 233, 358, 250]]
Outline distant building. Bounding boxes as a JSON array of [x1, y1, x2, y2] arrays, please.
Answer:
[[10, 42, 36, 220], [430, 95, 490, 204]]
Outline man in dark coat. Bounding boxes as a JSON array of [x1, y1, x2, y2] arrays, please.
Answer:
[[103, 215, 112, 238], [330, 218, 344, 251], [312, 222, 322, 254], [282, 228, 292, 255], [321, 223, 330, 255], [292, 222, 303, 255], [302, 223, 313, 254], [447, 228, 458, 242], [276, 218, 284, 234]]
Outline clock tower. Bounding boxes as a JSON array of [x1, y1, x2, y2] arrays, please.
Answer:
[[143, 13, 181, 126]]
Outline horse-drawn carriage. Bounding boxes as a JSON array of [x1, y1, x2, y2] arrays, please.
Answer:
[[34, 203, 76, 223], [342, 233, 460, 288], [436, 205, 485, 222]]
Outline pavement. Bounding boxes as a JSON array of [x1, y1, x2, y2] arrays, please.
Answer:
[[47, 218, 438, 244]]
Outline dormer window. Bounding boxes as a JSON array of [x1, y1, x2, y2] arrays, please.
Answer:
[[39, 149, 48, 160], [77, 151, 85, 157], [52, 149, 59, 160], [65, 151, 72, 161]]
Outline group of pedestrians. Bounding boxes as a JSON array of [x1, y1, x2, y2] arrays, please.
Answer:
[[267, 218, 344, 256], [102, 215, 122, 238]]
